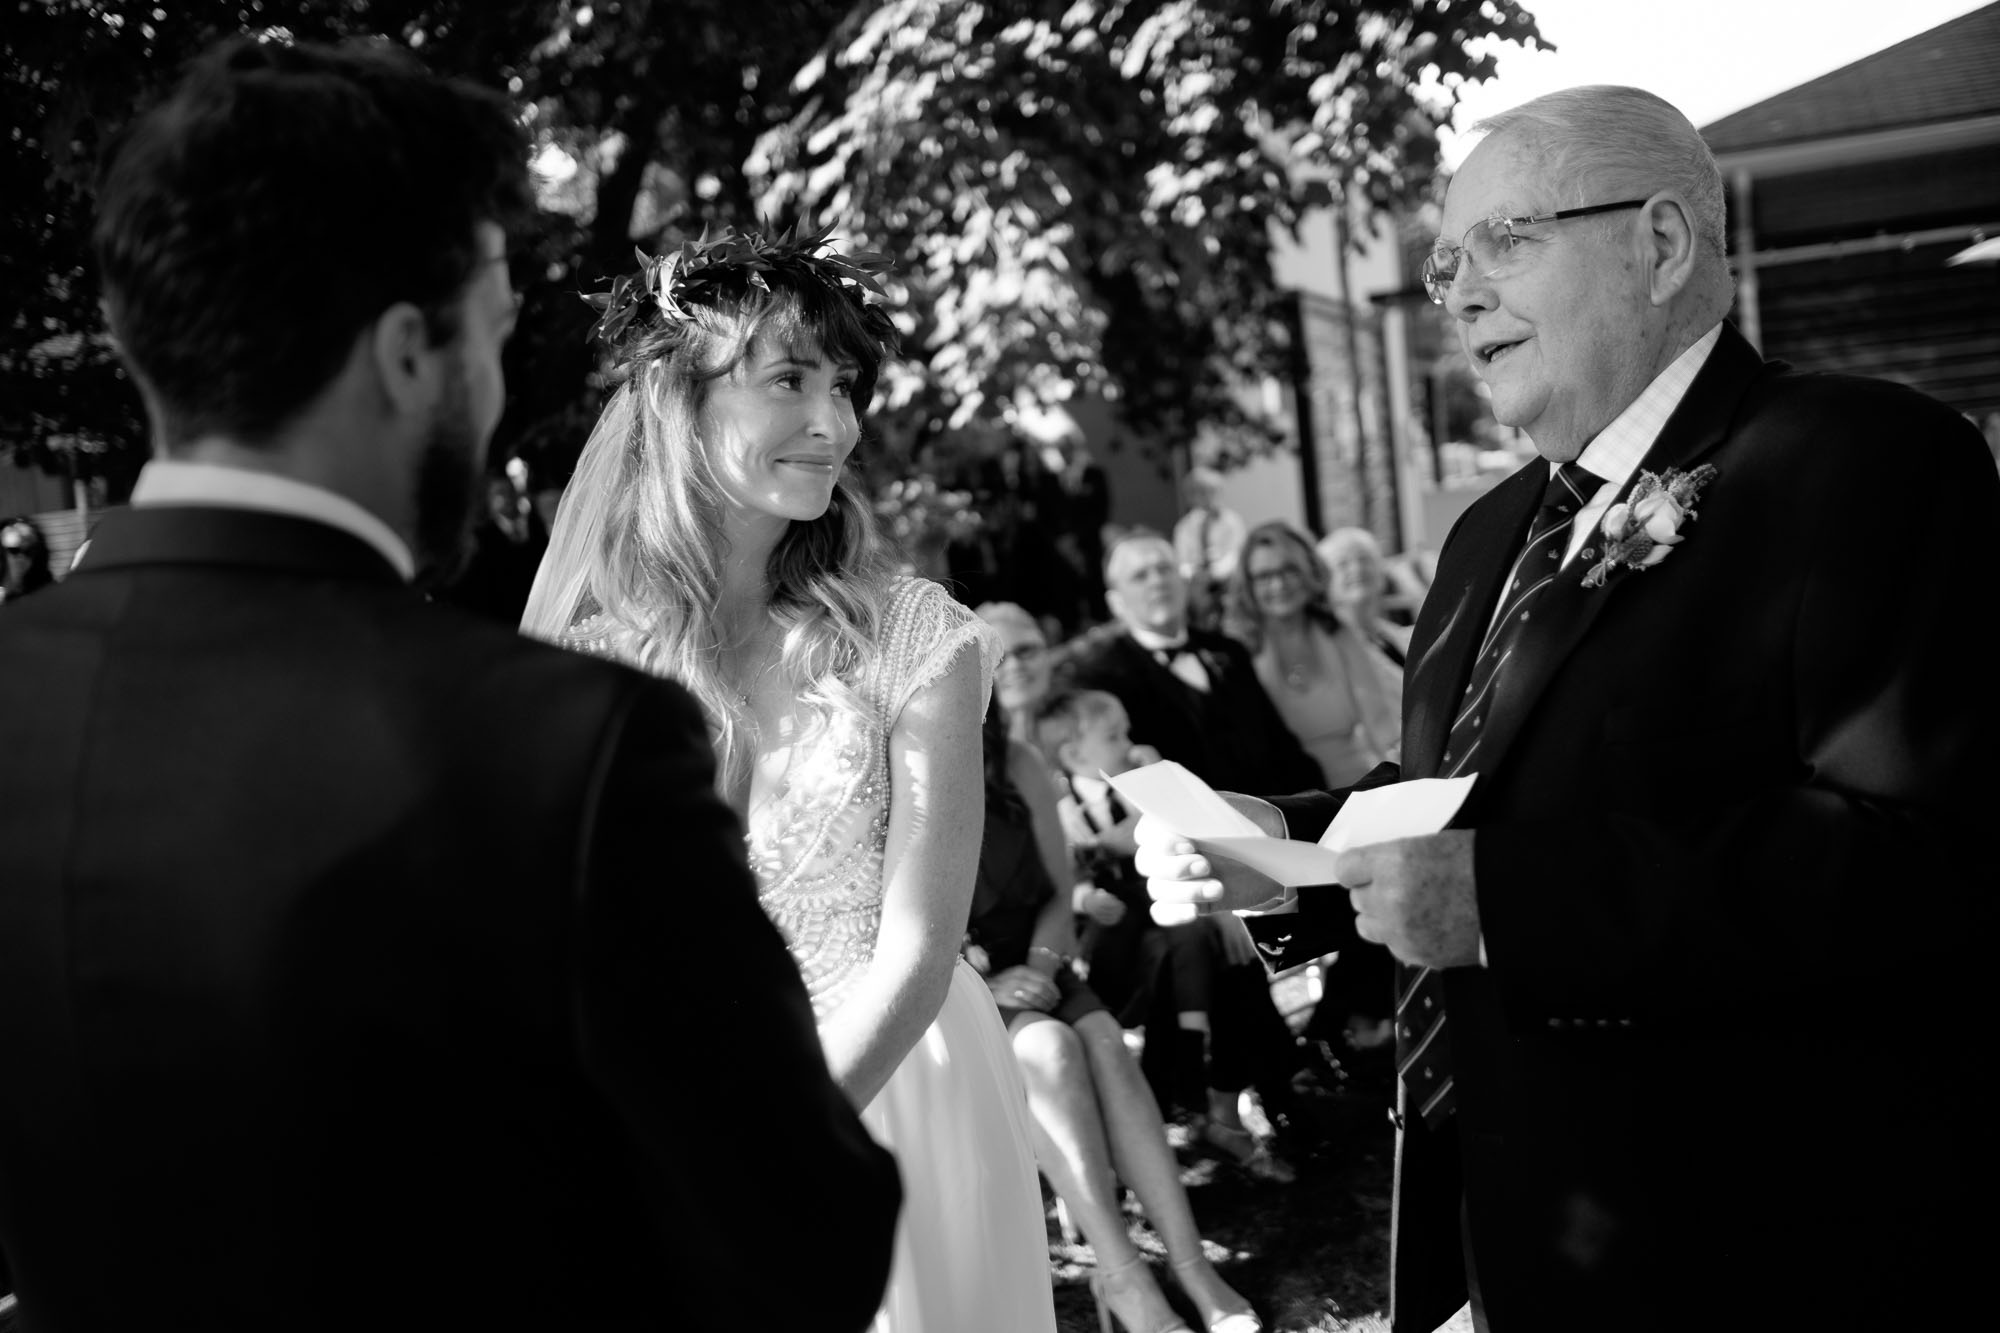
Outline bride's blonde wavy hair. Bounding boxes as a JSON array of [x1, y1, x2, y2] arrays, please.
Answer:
[[521, 258, 899, 794]]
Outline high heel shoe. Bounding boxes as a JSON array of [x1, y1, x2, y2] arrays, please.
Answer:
[[1169, 1255, 1263, 1333], [1089, 1253, 1194, 1333], [1197, 1119, 1297, 1185]]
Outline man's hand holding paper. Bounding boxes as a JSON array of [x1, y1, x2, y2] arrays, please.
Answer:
[[1121, 761, 1480, 961]]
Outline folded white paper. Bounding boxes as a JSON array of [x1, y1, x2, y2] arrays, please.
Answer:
[[1317, 775, 1479, 854], [1106, 760, 1343, 888], [1106, 761, 1480, 892]]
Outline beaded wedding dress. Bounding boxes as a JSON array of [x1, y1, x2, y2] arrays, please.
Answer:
[[746, 577, 1054, 1333]]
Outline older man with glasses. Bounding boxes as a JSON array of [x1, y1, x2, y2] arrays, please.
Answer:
[[1139, 85, 1996, 1332]]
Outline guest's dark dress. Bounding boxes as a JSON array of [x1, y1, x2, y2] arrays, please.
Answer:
[[969, 744, 1106, 1031]]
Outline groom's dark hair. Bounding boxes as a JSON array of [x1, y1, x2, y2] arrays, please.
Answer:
[[92, 36, 531, 449]]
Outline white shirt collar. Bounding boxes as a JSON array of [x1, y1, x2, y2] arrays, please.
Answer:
[[1127, 624, 1190, 653], [1561, 322, 1724, 565], [130, 459, 415, 582], [1573, 322, 1724, 495]]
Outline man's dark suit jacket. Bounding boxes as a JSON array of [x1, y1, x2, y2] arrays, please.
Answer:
[[1064, 626, 1320, 796], [1251, 325, 1998, 1331], [0, 506, 899, 1331]]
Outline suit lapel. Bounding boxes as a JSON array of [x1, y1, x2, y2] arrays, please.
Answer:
[[1402, 462, 1546, 778], [1460, 324, 1772, 785]]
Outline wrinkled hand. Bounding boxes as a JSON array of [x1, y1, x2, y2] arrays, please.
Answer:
[[988, 965, 1060, 1012], [1134, 794, 1290, 925], [1336, 830, 1480, 969], [1211, 911, 1261, 966], [1077, 886, 1128, 927]]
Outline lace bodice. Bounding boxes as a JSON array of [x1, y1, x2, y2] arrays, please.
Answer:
[[744, 578, 999, 1020]]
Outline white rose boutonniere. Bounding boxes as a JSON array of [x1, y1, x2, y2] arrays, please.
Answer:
[[1581, 464, 1718, 589]]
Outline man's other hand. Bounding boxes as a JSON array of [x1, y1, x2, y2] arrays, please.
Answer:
[[1336, 830, 1480, 969]]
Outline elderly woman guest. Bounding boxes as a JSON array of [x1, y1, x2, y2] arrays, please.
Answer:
[[1316, 526, 1412, 663], [978, 600, 1058, 748], [1225, 521, 1400, 789]]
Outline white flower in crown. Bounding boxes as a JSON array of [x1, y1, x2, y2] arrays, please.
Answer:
[[1581, 464, 1717, 589]]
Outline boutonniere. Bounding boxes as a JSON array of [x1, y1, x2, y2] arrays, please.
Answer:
[[1581, 464, 1718, 588]]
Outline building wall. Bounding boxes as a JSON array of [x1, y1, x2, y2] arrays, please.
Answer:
[[1740, 145, 2000, 416]]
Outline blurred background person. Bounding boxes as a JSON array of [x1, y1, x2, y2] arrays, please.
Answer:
[[437, 457, 548, 623], [1224, 521, 1400, 1064], [1228, 522, 1401, 787], [1316, 526, 1414, 662], [969, 703, 1261, 1333], [1065, 532, 1321, 1175], [980, 600, 1061, 750], [0, 517, 54, 607], [1170, 467, 1243, 633]]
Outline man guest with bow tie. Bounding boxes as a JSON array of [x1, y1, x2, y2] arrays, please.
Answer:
[[1068, 530, 1319, 798], [1138, 85, 1996, 1331]]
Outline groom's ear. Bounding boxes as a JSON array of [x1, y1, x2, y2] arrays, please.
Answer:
[[368, 301, 446, 418]]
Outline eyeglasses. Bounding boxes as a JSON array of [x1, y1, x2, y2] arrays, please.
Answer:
[[1248, 566, 1305, 590], [999, 642, 1047, 666], [1420, 200, 1648, 304]]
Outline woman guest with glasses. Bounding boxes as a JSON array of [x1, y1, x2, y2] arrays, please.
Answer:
[[1222, 522, 1402, 1060], [1223, 522, 1400, 790]]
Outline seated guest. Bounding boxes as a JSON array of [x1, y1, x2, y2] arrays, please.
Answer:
[[1065, 530, 1319, 795], [1315, 526, 1413, 659], [1223, 522, 1400, 1056], [1034, 688, 1159, 1019], [1062, 533, 1321, 1171], [1226, 521, 1401, 790], [978, 600, 1059, 748], [969, 704, 1261, 1333], [1035, 689, 1295, 1184], [978, 602, 1135, 949]]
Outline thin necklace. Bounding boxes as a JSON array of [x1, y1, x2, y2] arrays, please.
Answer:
[[1272, 622, 1318, 692]]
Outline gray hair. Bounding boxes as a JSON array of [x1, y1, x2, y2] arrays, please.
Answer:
[[975, 600, 1043, 643], [1474, 86, 1727, 260]]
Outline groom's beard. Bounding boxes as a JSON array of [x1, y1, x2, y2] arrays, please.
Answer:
[[412, 358, 488, 591]]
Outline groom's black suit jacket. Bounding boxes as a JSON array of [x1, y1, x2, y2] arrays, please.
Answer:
[[1250, 325, 1998, 1331], [0, 506, 899, 1331]]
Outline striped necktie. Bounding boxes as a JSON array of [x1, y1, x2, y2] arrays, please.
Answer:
[[1396, 460, 1602, 1129]]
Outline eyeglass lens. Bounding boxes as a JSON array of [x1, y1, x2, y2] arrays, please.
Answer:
[[1422, 218, 1510, 300]]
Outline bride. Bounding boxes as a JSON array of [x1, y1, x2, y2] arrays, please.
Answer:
[[521, 227, 1056, 1332]]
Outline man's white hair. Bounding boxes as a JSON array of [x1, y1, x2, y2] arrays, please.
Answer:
[[1473, 86, 1727, 260]]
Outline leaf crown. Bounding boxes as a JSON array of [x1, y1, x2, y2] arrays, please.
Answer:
[[583, 221, 897, 368]]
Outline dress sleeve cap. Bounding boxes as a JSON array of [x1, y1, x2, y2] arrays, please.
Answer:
[[876, 577, 1000, 725]]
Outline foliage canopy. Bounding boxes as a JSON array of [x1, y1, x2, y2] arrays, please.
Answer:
[[2, 0, 1541, 490]]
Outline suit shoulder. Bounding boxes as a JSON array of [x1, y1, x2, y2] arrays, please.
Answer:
[[1742, 365, 1986, 471]]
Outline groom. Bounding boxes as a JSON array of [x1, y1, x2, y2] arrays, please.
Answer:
[[0, 38, 897, 1330], [1140, 86, 1996, 1331]]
